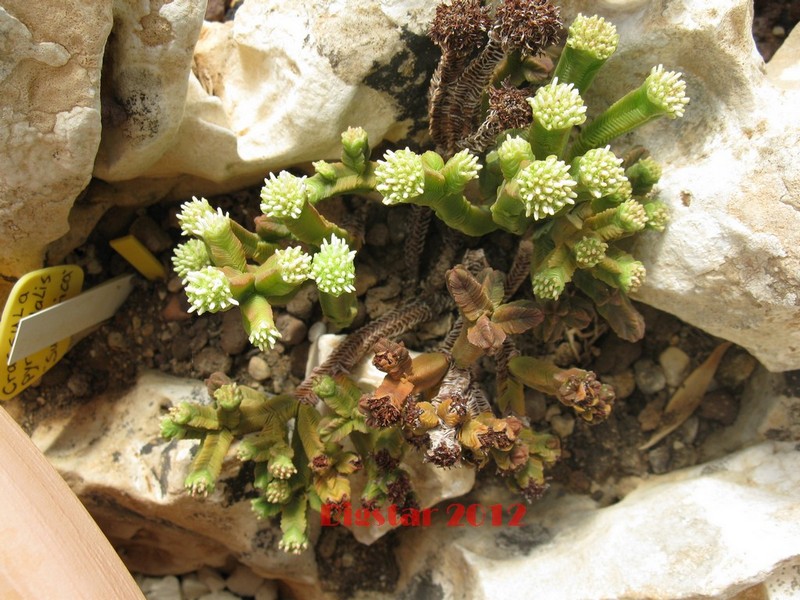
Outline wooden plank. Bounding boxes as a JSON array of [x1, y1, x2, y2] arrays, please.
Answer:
[[0, 406, 144, 599]]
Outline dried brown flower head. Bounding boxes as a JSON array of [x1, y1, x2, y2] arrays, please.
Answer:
[[489, 83, 534, 131], [430, 0, 493, 56], [372, 338, 412, 379], [359, 393, 403, 428], [494, 0, 561, 56], [555, 368, 616, 423]]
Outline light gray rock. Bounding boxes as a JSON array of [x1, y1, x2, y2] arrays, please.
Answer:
[[391, 441, 800, 600], [30, 372, 319, 587], [560, 0, 800, 371], [0, 2, 108, 274]]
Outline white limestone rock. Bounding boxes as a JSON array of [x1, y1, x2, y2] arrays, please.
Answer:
[[392, 441, 800, 600], [0, 2, 108, 274], [30, 372, 319, 589], [560, 0, 800, 371]]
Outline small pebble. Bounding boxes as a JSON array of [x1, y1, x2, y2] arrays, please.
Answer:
[[220, 310, 249, 355], [593, 336, 643, 375], [66, 373, 91, 397], [602, 369, 636, 400], [170, 333, 193, 361], [773, 25, 786, 37], [544, 404, 562, 421], [162, 294, 192, 321], [107, 331, 127, 351], [198, 592, 241, 600], [167, 276, 184, 294], [285, 285, 317, 320], [659, 346, 691, 388], [365, 222, 390, 246], [255, 580, 279, 600], [138, 575, 182, 600], [194, 347, 232, 376], [525, 389, 549, 423], [308, 321, 327, 343], [130, 215, 174, 254], [275, 313, 307, 346], [699, 389, 739, 425], [354, 262, 379, 297], [648, 446, 671, 474], [550, 414, 575, 438], [248, 356, 272, 381], [197, 567, 226, 593], [716, 350, 758, 389], [225, 564, 265, 597], [638, 398, 665, 432], [181, 574, 211, 600], [633, 359, 667, 394]]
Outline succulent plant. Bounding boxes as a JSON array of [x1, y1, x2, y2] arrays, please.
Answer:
[[167, 0, 687, 553]]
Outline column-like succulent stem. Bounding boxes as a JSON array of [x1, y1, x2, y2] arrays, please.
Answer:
[[279, 496, 309, 554], [240, 294, 281, 352], [185, 429, 234, 496], [229, 220, 278, 263], [197, 208, 248, 271], [260, 171, 353, 247], [527, 79, 586, 159], [592, 248, 646, 293], [552, 14, 618, 94], [253, 246, 312, 298], [169, 402, 220, 431], [253, 216, 292, 242], [530, 243, 575, 301], [496, 135, 535, 181], [584, 198, 648, 241], [450, 325, 484, 368], [311, 235, 358, 330], [643, 201, 669, 231], [568, 65, 689, 160]]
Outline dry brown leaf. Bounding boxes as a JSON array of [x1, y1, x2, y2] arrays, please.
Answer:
[[639, 341, 732, 451]]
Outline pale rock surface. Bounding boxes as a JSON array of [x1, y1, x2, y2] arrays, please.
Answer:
[[390, 441, 800, 600], [560, 0, 800, 371], [30, 372, 320, 594], [0, 2, 108, 274]]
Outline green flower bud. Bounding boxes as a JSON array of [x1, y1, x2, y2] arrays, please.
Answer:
[[573, 236, 608, 268], [311, 234, 356, 297], [442, 149, 482, 193], [265, 479, 292, 504], [184, 267, 239, 314], [532, 267, 567, 300], [177, 196, 214, 237], [375, 148, 425, 206], [172, 239, 210, 281], [240, 295, 281, 352], [594, 250, 647, 293], [497, 135, 535, 180], [341, 126, 370, 174], [644, 201, 669, 232], [313, 160, 337, 182], [626, 156, 662, 195], [260, 171, 308, 220], [572, 146, 627, 198], [269, 445, 297, 479], [516, 156, 577, 220], [214, 383, 243, 412], [617, 199, 648, 231]]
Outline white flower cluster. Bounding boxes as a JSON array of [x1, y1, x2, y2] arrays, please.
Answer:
[[177, 196, 214, 237], [516, 155, 578, 220], [575, 146, 627, 199], [311, 234, 356, 296], [184, 266, 238, 314], [375, 148, 425, 205], [567, 14, 619, 60], [274, 246, 312, 284], [527, 79, 587, 131], [260, 171, 308, 220], [172, 239, 210, 280], [646, 65, 690, 119]]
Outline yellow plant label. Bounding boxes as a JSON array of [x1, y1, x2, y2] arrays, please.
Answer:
[[110, 235, 167, 281], [0, 266, 84, 401]]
